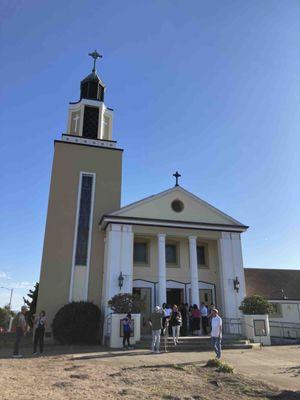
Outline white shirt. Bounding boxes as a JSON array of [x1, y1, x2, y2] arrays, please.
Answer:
[[200, 305, 208, 316], [164, 308, 171, 317], [211, 315, 222, 337]]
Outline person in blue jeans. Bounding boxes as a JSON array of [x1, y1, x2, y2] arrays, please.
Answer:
[[122, 313, 133, 350], [210, 309, 222, 359]]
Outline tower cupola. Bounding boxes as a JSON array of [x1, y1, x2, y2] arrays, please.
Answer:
[[66, 50, 114, 142], [80, 50, 105, 101]]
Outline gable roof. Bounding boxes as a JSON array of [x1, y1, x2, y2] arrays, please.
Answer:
[[100, 186, 248, 232], [244, 268, 300, 300]]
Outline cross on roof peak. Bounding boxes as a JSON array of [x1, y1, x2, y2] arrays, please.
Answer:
[[88, 50, 102, 73], [173, 171, 181, 187]]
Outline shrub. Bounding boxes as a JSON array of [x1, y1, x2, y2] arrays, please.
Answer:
[[52, 302, 101, 345], [108, 293, 146, 314], [205, 359, 234, 373], [206, 358, 223, 368], [217, 363, 234, 373], [239, 295, 274, 315]]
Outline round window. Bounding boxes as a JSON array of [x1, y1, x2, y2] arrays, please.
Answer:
[[171, 199, 184, 213]]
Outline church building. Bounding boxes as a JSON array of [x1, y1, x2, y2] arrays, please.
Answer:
[[37, 52, 249, 332]]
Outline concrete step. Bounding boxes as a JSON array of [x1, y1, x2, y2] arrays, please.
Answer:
[[134, 335, 255, 351]]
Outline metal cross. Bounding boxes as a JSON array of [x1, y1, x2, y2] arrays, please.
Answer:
[[173, 171, 181, 186], [88, 50, 102, 72]]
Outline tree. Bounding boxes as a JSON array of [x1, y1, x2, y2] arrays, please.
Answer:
[[108, 293, 146, 314], [23, 282, 39, 327], [239, 295, 274, 315], [0, 305, 16, 329]]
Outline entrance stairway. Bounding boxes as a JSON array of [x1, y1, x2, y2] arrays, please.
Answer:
[[135, 335, 258, 352]]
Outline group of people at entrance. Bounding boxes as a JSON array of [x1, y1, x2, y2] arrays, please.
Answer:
[[148, 304, 222, 358], [12, 306, 47, 358], [161, 302, 215, 337]]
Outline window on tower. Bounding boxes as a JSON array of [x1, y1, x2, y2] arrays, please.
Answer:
[[82, 106, 99, 139], [75, 174, 94, 266]]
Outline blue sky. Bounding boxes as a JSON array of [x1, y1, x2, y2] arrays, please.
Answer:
[[0, 0, 299, 309]]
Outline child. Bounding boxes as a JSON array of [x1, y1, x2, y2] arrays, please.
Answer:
[[122, 313, 132, 350]]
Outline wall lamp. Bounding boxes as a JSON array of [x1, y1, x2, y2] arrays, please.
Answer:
[[118, 272, 124, 290], [233, 276, 240, 293]]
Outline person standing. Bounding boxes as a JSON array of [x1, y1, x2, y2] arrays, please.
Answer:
[[211, 309, 222, 359], [169, 305, 182, 345], [121, 313, 133, 350], [148, 306, 164, 353], [200, 303, 208, 335], [13, 306, 28, 358], [180, 303, 188, 336], [33, 310, 47, 355], [191, 304, 201, 336]]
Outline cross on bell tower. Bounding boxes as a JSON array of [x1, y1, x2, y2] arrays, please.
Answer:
[[173, 171, 181, 187], [88, 50, 102, 73]]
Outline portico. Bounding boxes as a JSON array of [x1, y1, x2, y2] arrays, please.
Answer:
[[100, 185, 248, 325]]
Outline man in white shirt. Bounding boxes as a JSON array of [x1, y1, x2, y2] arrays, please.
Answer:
[[210, 308, 222, 359]]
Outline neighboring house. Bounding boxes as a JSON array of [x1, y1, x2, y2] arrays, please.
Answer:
[[244, 268, 300, 338]]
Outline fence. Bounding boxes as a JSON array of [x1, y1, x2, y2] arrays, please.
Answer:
[[269, 320, 300, 340], [222, 318, 243, 336]]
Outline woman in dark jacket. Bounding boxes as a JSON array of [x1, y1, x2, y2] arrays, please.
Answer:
[[169, 305, 182, 345]]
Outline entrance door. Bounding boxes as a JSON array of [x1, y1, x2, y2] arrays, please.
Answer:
[[133, 287, 152, 334], [199, 289, 213, 305], [167, 288, 184, 306]]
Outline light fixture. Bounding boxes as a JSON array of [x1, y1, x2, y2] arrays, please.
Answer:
[[118, 272, 124, 290], [233, 276, 240, 292]]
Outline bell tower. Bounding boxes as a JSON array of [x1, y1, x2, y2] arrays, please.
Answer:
[[66, 50, 113, 141], [37, 51, 123, 325]]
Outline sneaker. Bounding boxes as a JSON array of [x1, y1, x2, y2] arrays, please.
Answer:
[[12, 354, 23, 358], [155, 351, 160, 354], [32, 352, 38, 356]]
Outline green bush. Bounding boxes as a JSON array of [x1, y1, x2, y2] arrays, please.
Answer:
[[239, 295, 274, 315], [217, 363, 234, 373], [108, 293, 146, 314], [52, 302, 101, 345], [206, 358, 223, 368], [205, 359, 234, 373]]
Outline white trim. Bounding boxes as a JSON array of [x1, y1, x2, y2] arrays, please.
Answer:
[[108, 186, 245, 226], [62, 134, 116, 149], [69, 98, 103, 109], [101, 217, 247, 233], [69, 171, 96, 302]]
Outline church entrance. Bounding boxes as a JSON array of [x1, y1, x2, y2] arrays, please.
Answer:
[[167, 288, 184, 306]]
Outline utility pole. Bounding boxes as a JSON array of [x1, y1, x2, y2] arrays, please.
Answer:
[[0, 286, 14, 309]]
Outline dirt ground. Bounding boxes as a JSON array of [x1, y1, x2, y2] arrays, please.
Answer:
[[0, 345, 299, 400]]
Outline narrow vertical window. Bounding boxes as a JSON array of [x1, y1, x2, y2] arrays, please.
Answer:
[[103, 115, 110, 140], [75, 174, 94, 266]]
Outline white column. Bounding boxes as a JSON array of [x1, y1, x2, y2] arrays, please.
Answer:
[[189, 236, 200, 307], [157, 233, 166, 306], [102, 224, 122, 314], [102, 224, 134, 316], [218, 232, 246, 319], [121, 225, 134, 293]]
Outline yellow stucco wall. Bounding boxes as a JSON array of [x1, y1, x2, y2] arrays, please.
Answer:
[[37, 141, 122, 327], [132, 225, 223, 309]]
